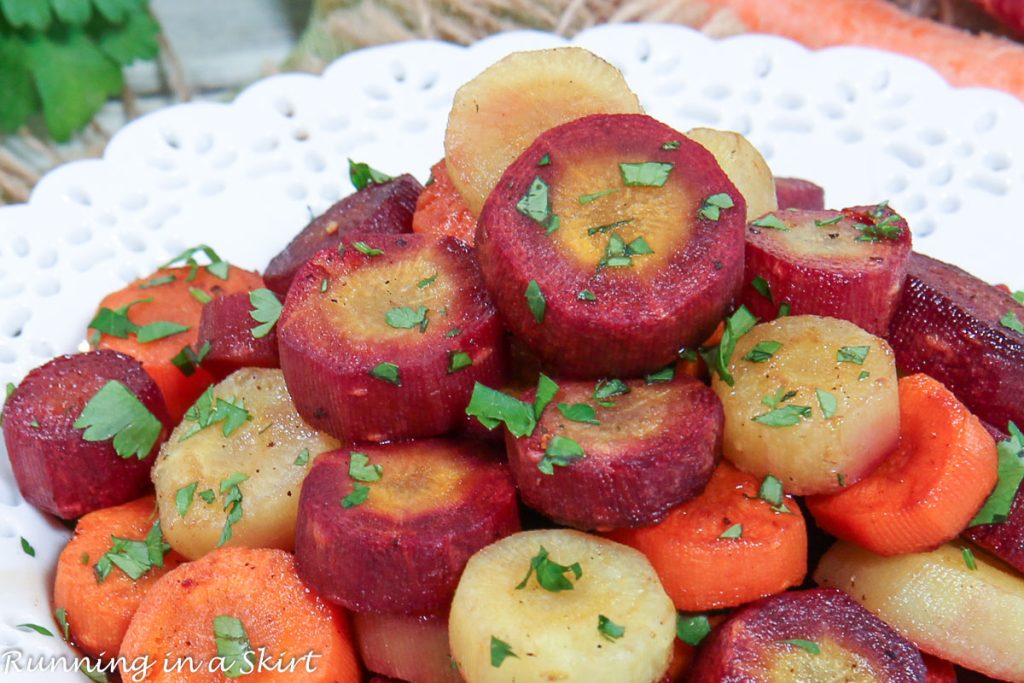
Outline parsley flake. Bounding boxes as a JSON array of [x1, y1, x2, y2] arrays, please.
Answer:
[[578, 289, 597, 302], [753, 404, 812, 427], [249, 289, 283, 339], [16, 623, 53, 637], [140, 275, 177, 289], [719, 523, 743, 539], [837, 346, 870, 365], [20, 536, 35, 557], [352, 241, 383, 257], [213, 615, 255, 678], [556, 402, 600, 425], [94, 522, 170, 582], [645, 365, 675, 383], [516, 176, 558, 232], [594, 378, 629, 407], [188, 287, 212, 304], [516, 545, 582, 592], [176, 482, 198, 517], [171, 341, 211, 377], [751, 214, 788, 231], [294, 448, 310, 466], [619, 161, 674, 187], [970, 422, 1024, 526], [661, 140, 681, 150], [579, 189, 617, 204], [533, 374, 558, 419], [161, 244, 229, 281], [702, 306, 758, 386], [751, 275, 773, 302], [74, 381, 163, 460], [779, 639, 821, 655], [465, 383, 537, 437], [962, 547, 978, 571], [348, 159, 393, 190], [349, 452, 382, 482], [538, 435, 585, 475], [744, 340, 782, 363], [816, 388, 838, 419], [341, 483, 370, 508], [586, 218, 633, 236], [135, 321, 190, 343], [698, 193, 735, 221], [1001, 311, 1024, 334], [179, 386, 252, 441], [598, 615, 625, 642], [386, 305, 429, 333], [449, 351, 473, 373], [217, 473, 248, 547], [417, 273, 438, 288], [815, 215, 843, 227], [370, 362, 401, 385], [525, 280, 546, 323], [491, 636, 518, 668]]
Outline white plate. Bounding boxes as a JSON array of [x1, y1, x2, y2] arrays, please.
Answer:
[[1, 23, 1023, 679]]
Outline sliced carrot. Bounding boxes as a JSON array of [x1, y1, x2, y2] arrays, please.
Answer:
[[605, 461, 807, 611], [91, 265, 263, 421], [53, 496, 186, 660], [923, 653, 958, 683], [806, 374, 997, 556], [701, 0, 1024, 100], [411, 159, 477, 245], [120, 547, 360, 682]]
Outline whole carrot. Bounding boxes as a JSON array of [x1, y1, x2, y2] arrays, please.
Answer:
[[702, 0, 1024, 99]]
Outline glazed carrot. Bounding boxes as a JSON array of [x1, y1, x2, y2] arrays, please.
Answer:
[[411, 159, 477, 245], [53, 496, 185, 660], [806, 374, 997, 556], [91, 261, 263, 421], [605, 461, 807, 611], [702, 0, 1024, 99], [923, 653, 958, 683], [120, 547, 360, 682]]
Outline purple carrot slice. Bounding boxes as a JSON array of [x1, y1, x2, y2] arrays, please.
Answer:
[[774, 176, 825, 210], [196, 292, 279, 378]]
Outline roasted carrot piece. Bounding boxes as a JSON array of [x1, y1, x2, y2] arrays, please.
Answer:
[[120, 547, 360, 682], [806, 374, 997, 556], [90, 262, 263, 421], [53, 496, 185, 660], [411, 159, 477, 245], [605, 461, 807, 611], [701, 0, 1024, 99], [923, 654, 958, 683]]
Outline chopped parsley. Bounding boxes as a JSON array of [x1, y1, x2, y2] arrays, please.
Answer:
[[352, 241, 383, 257], [599, 231, 652, 269], [294, 448, 311, 466], [816, 388, 838, 419], [342, 483, 370, 508], [698, 192, 735, 221], [349, 452, 383, 482], [661, 140, 681, 150], [594, 378, 629, 407], [587, 218, 633, 236], [538, 153, 551, 167], [448, 351, 473, 373], [744, 340, 782, 363], [556, 403, 600, 425], [139, 274, 176, 289], [758, 475, 784, 507], [969, 422, 1024, 526], [1001, 311, 1024, 334], [777, 302, 792, 318], [490, 636, 517, 668], [538, 435, 585, 475], [249, 288, 283, 339], [751, 214, 788, 231], [348, 159, 393, 190], [16, 623, 54, 637], [719, 523, 743, 539], [779, 639, 821, 655], [579, 189, 617, 204], [525, 280, 546, 323], [837, 346, 870, 365], [55, 607, 69, 641], [176, 482, 198, 517], [320, 278, 329, 293], [20, 536, 34, 557], [213, 615, 255, 678], [753, 403, 812, 427], [645, 365, 675, 383], [516, 545, 582, 592], [815, 215, 843, 227], [417, 273, 437, 288], [598, 615, 625, 642], [702, 306, 758, 386], [751, 275, 773, 302], [516, 176, 558, 233], [95, 522, 170, 582], [74, 381, 163, 460], [370, 362, 401, 385], [962, 547, 978, 571], [161, 244, 230, 281], [217, 473, 248, 546], [466, 383, 536, 437], [533, 374, 558, 419], [89, 298, 190, 344], [135, 321, 190, 343], [189, 287, 212, 304], [853, 211, 903, 242], [386, 305, 429, 333], [179, 386, 251, 441], [171, 341, 211, 377], [858, 370, 870, 381], [676, 614, 711, 646], [578, 289, 597, 301], [619, 161, 674, 187]]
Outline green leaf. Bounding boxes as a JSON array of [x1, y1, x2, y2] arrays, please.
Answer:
[[249, 288, 283, 339], [213, 615, 255, 678], [97, 8, 159, 65], [587, 218, 634, 236], [619, 161, 674, 187], [751, 275, 773, 302], [55, 606, 69, 641], [176, 482, 197, 517], [294, 448, 310, 466], [645, 365, 675, 384], [74, 380, 162, 460], [815, 215, 843, 227], [593, 378, 629, 406], [417, 273, 437, 288], [448, 351, 472, 373], [385, 305, 428, 332], [26, 29, 124, 142], [490, 636, 517, 668], [837, 346, 870, 365], [50, 0, 92, 24], [579, 189, 617, 204], [533, 374, 558, 419], [525, 280, 546, 323], [753, 404, 812, 427], [758, 475, 784, 507], [16, 622, 54, 637], [0, 34, 38, 134], [1001, 311, 1024, 334], [82, 661, 110, 683], [199, 489, 215, 504], [661, 140, 681, 150], [538, 435, 585, 475], [95, 522, 170, 582], [352, 241, 383, 257], [816, 388, 838, 419], [136, 321, 190, 343], [341, 482, 370, 508], [577, 289, 597, 302], [719, 523, 743, 539], [516, 176, 552, 225], [370, 361, 400, 386], [171, 341, 210, 377], [744, 340, 782, 363], [179, 387, 252, 441], [92, 0, 138, 23], [188, 287, 211, 304], [537, 153, 550, 166], [962, 546, 978, 571], [465, 383, 536, 437], [348, 452, 382, 482], [556, 402, 600, 425], [970, 427, 1024, 526], [597, 615, 625, 642], [140, 274, 176, 289], [751, 214, 788, 231], [88, 297, 149, 339], [779, 638, 821, 655], [2, 0, 53, 30], [698, 192, 735, 221], [217, 473, 247, 547], [515, 545, 582, 592], [676, 614, 711, 646], [348, 159, 393, 190], [20, 536, 35, 557], [703, 306, 758, 387]]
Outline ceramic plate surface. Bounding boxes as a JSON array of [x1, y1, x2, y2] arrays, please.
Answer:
[[1, 23, 1022, 680]]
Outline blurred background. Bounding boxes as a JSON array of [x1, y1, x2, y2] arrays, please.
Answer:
[[0, 0, 1018, 205]]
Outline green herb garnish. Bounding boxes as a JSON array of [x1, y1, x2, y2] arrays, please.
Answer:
[[619, 161, 674, 187], [526, 280, 546, 323], [698, 192, 735, 221], [74, 381, 163, 460], [538, 435, 585, 475], [249, 288, 282, 339], [516, 545, 582, 592], [348, 159, 393, 190], [370, 362, 401, 385], [744, 340, 782, 363], [837, 346, 870, 365], [751, 214, 788, 230], [213, 615, 255, 678], [598, 615, 625, 642], [490, 636, 517, 668], [816, 388, 838, 419]]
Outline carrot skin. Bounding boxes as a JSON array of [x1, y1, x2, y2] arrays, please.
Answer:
[[412, 160, 478, 245]]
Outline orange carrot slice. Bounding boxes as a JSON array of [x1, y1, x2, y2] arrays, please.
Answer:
[[605, 461, 807, 611], [703, 0, 1024, 100], [411, 160, 477, 245], [806, 373, 997, 556], [120, 547, 360, 682], [90, 261, 263, 421], [53, 496, 185, 659]]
